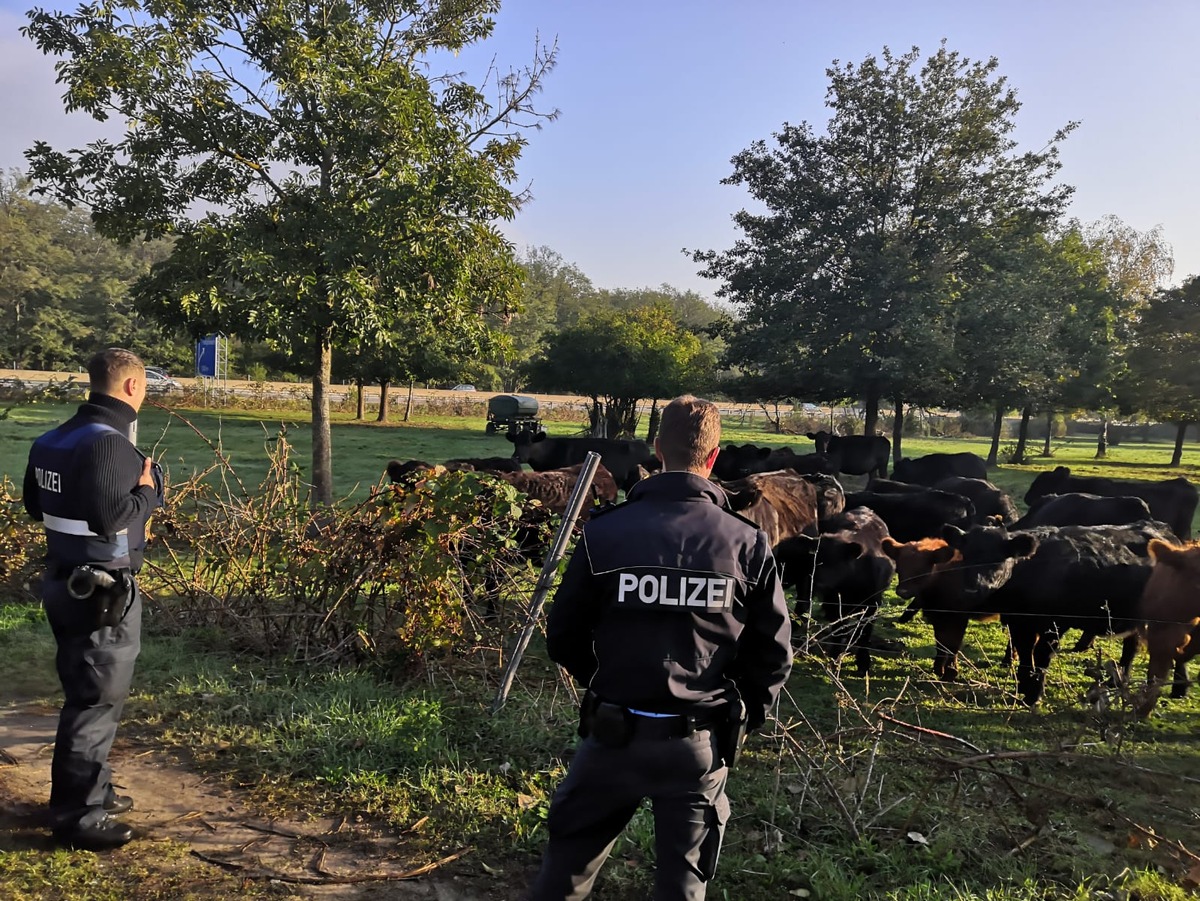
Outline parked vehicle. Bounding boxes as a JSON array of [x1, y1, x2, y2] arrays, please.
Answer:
[[486, 394, 542, 437]]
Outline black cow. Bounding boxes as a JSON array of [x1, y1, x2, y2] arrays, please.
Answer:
[[712, 443, 837, 480], [806, 431, 890, 481], [507, 432, 654, 492], [933, 477, 1019, 526], [799, 473, 847, 524], [718, 470, 842, 547], [940, 521, 1179, 705], [1012, 492, 1153, 530], [1025, 467, 1198, 539], [774, 507, 894, 676], [845, 488, 975, 542], [892, 453, 988, 485]]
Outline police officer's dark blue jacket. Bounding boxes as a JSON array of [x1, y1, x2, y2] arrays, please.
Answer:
[[24, 392, 162, 573], [546, 470, 793, 728]]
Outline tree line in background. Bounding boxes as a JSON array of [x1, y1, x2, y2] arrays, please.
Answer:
[[6, 5, 1200, 499]]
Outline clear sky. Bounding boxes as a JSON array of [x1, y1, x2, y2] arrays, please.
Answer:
[[2, 1, 1196, 299]]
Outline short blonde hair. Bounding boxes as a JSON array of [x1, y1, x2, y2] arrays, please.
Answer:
[[87, 348, 145, 394], [658, 395, 721, 471]]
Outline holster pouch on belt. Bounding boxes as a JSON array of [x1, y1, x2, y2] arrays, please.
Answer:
[[577, 691, 634, 748], [67, 565, 133, 629], [717, 692, 749, 769]]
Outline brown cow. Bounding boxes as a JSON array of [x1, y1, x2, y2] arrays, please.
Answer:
[[718, 470, 845, 547], [880, 536, 992, 681], [1134, 539, 1200, 716], [488, 463, 618, 516]]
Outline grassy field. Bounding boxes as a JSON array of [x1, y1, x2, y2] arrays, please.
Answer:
[[3, 398, 1200, 898]]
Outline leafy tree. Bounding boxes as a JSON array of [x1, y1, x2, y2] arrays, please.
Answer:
[[693, 42, 1073, 461], [1119, 276, 1200, 466], [1071, 216, 1175, 457], [526, 304, 714, 437], [24, 0, 555, 504], [494, 246, 595, 391]]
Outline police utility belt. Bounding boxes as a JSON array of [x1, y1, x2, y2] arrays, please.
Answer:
[[52, 563, 135, 630], [578, 690, 749, 768]]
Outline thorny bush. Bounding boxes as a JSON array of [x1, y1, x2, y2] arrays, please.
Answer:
[[0, 477, 42, 600], [145, 432, 555, 671]]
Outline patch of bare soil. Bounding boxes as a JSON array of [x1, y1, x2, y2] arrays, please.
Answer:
[[0, 703, 522, 900]]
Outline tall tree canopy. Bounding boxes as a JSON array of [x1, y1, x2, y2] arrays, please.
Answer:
[[1119, 276, 1200, 465], [24, 0, 555, 503], [526, 304, 715, 438], [693, 43, 1075, 446]]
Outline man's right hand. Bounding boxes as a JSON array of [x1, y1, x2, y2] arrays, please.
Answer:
[[137, 457, 155, 489]]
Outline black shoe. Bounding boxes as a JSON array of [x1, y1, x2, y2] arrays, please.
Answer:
[[104, 795, 134, 815], [54, 816, 135, 851]]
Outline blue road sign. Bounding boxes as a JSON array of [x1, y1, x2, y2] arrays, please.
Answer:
[[196, 336, 218, 377]]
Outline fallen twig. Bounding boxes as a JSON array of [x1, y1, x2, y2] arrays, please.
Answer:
[[190, 846, 472, 884], [877, 713, 984, 753]]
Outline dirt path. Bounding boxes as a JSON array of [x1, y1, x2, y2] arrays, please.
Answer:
[[0, 703, 510, 900]]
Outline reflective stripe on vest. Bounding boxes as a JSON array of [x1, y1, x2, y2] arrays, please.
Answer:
[[42, 513, 128, 538]]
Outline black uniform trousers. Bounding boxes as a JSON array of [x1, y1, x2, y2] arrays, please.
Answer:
[[42, 573, 141, 831], [529, 724, 729, 901]]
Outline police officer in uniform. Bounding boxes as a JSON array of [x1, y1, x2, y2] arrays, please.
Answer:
[[24, 348, 164, 850], [528, 395, 793, 900]]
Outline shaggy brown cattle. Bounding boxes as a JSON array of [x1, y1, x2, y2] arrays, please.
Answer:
[[1135, 539, 1200, 716], [386, 460, 617, 516], [718, 470, 842, 547], [488, 463, 618, 516]]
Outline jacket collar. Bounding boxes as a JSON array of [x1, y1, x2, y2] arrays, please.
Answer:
[[79, 392, 138, 430], [627, 470, 728, 508]]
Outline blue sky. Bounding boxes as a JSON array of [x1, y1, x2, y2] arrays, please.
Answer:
[[2, 1, 1196, 297]]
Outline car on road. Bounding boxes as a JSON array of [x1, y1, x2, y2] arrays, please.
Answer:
[[145, 369, 183, 392], [450, 384, 477, 392]]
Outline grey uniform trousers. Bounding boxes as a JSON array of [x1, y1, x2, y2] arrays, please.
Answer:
[[42, 574, 141, 830], [528, 726, 729, 901]]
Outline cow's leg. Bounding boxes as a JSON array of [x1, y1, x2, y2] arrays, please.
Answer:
[[1117, 633, 1139, 682], [1070, 630, 1096, 653], [851, 604, 876, 677], [1170, 659, 1189, 700], [1008, 621, 1041, 705], [896, 598, 921, 624], [931, 616, 968, 682]]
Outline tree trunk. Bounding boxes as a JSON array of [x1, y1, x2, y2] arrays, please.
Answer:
[[646, 399, 660, 443], [1095, 415, 1109, 459], [891, 395, 904, 467], [311, 334, 334, 506], [376, 381, 391, 423], [355, 378, 365, 421], [590, 400, 605, 437], [863, 385, 880, 436], [986, 403, 1004, 467], [1014, 405, 1032, 465], [1041, 410, 1053, 457], [1172, 421, 1189, 467], [403, 379, 415, 422]]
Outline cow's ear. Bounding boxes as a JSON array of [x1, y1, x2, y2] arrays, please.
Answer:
[[880, 537, 903, 559], [1008, 533, 1039, 559], [775, 535, 817, 561], [1053, 466, 1069, 477], [755, 447, 771, 459], [533, 431, 547, 443], [724, 486, 761, 511], [942, 525, 967, 547], [504, 431, 518, 444], [1148, 538, 1184, 566], [931, 544, 957, 565], [805, 432, 817, 440]]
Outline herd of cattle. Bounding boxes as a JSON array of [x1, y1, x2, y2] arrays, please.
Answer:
[[386, 431, 1200, 718]]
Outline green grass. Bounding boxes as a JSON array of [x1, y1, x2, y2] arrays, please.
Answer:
[[4, 398, 1199, 898]]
